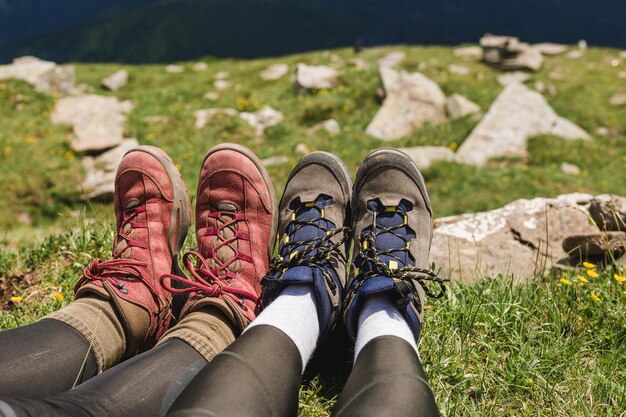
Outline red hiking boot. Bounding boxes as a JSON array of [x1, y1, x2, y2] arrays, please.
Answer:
[[74, 146, 191, 356], [162, 143, 277, 331]]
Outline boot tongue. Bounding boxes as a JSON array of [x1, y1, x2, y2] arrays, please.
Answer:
[[206, 203, 239, 273], [114, 199, 141, 259]]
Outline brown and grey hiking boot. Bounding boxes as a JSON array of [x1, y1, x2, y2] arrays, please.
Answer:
[[343, 148, 447, 342], [74, 146, 191, 355], [261, 152, 352, 339], [161, 144, 278, 332]]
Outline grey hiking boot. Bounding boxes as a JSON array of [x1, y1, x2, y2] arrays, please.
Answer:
[[343, 148, 447, 342], [261, 152, 352, 339]]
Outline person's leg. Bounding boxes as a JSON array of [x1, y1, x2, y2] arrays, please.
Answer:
[[0, 307, 235, 417], [0, 145, 192, 397], [166, 152, 352, 417], [337, 148, 447, 417]]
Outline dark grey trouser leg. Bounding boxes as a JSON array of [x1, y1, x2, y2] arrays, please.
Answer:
[[167, 325, 302, 417], [0, 319, 97, 397], [331, 336, 440, 417], [0, 339, 207, 417]]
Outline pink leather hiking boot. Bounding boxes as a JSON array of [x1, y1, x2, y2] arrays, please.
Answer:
[[74, 145, 191, 355], [161, 144, 277, 332]]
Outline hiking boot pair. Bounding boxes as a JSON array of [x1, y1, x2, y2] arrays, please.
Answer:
[[74, 144, 277, 358], [261, 149, 447, 343]]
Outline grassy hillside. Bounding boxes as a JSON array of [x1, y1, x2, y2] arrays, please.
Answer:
[[0, 45, 625, 415]]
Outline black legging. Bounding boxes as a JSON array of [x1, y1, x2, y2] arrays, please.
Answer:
[[168, 325, 440, 417]]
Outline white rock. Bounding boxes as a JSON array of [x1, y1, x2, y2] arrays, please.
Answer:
[[596, 126, 610, 136], [51, 95, 135, 152], [378, 51, 405, 68], [366, 67, 446, 141], [194, 108, 238, 129], [609, 92, 626, 106], [203, 91, 220, 101], [261, 156, 289, 167], [193, 62, 209, 72], [453, 46, 482, 59], [398, 146, 456, 169], [214, 71, 229, 80], [497, 71, 530, 86], [567, 50, 584, 60], [81, 138, 139, 200], [578, 40, 588, 50], [240, 106, 284, 136], [446, 94, 481, 119], [295, 64, 338, 91], [214, 79, 230, 91], [560, 162, 581, 176], [101, 69, 128, 91], [295, 143, 310, 155], [456, 83, 590, 166], [480, 35, 543, 71], [307, 119, 340, 136], [449, 64, 471, 75], [532, 43, 568, 56], [0, 56, 74, 95], [165, 65, 184, 73], [260, 63, 289, 80]]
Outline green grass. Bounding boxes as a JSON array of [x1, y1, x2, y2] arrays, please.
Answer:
[[0, 44, 625, 415]]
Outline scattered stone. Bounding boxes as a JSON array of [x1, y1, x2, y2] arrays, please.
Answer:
[[532, 43, 568, 56], [366, 67, 446, 141], [456, 83, 590, 166], [429, 193, 602, 281], [497, 71, 530, 86], [578, 40, 588, 50], [453, 46, 482, 59], [239, 106, 284, 136], [398, 146, 456, 169], [449, 64, 471, 75], [445, 94, 481, 119], [480, 34, 543, 71], [609, 92, 626, 106], [51, 95, 135, 152], [596, 126, 610, 136], [214, 71, 229, 80], [81, 138, 139, 200], [261, 156, 289, 167], [101, 69, 128, 92], [165, 65, 184, 73], [143, 115, 170, 124], [295, 64, 338, 91], [307, 119, 340, 136], [295, 143, 310, 155], [378, 51, 405, 68], [260, 63, 289, 81], [204, 91, 220, 101], [0, 56, 75, 95], [566, 50, 584, 60], [193, 62, 208, 72], [194, 108, 238, 129], [214, 79, 229, 91], [589, 194, 626, 231], [560, 162, 581, 176]]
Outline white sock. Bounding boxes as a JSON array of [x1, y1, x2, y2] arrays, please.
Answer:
[[246, 285, 320, 371], [354, 294, 418, 362]]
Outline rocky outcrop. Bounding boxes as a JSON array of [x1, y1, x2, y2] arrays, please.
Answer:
[[0, 56, 75, 95], [101, 69, 128, 91], [430, 193, 626, 282], [456, 83, 590, 166], [366, 67, 446, 140], [378, 51, 405, 68], [81, 139, 139, 200], [480, 34, 543, 71], [51, 95, 135, 153], [295, 64, 338, 91], [532, 43, 568, 56], [261, 64, 289, 81]]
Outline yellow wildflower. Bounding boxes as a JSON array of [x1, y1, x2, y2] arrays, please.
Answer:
[[449, 142, 458, 151], [591, 292, 600, 302], [582, 262, 596, 269], [587, 269, 599, 278], [577, 275, 589, 284], [10, 296, 23, 303], [53, 291, 64, 302], [560, 278, 572, 286], [614, 274, 626, 283]]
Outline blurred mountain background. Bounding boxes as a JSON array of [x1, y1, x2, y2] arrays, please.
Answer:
[[1, 0, 625, 63]]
